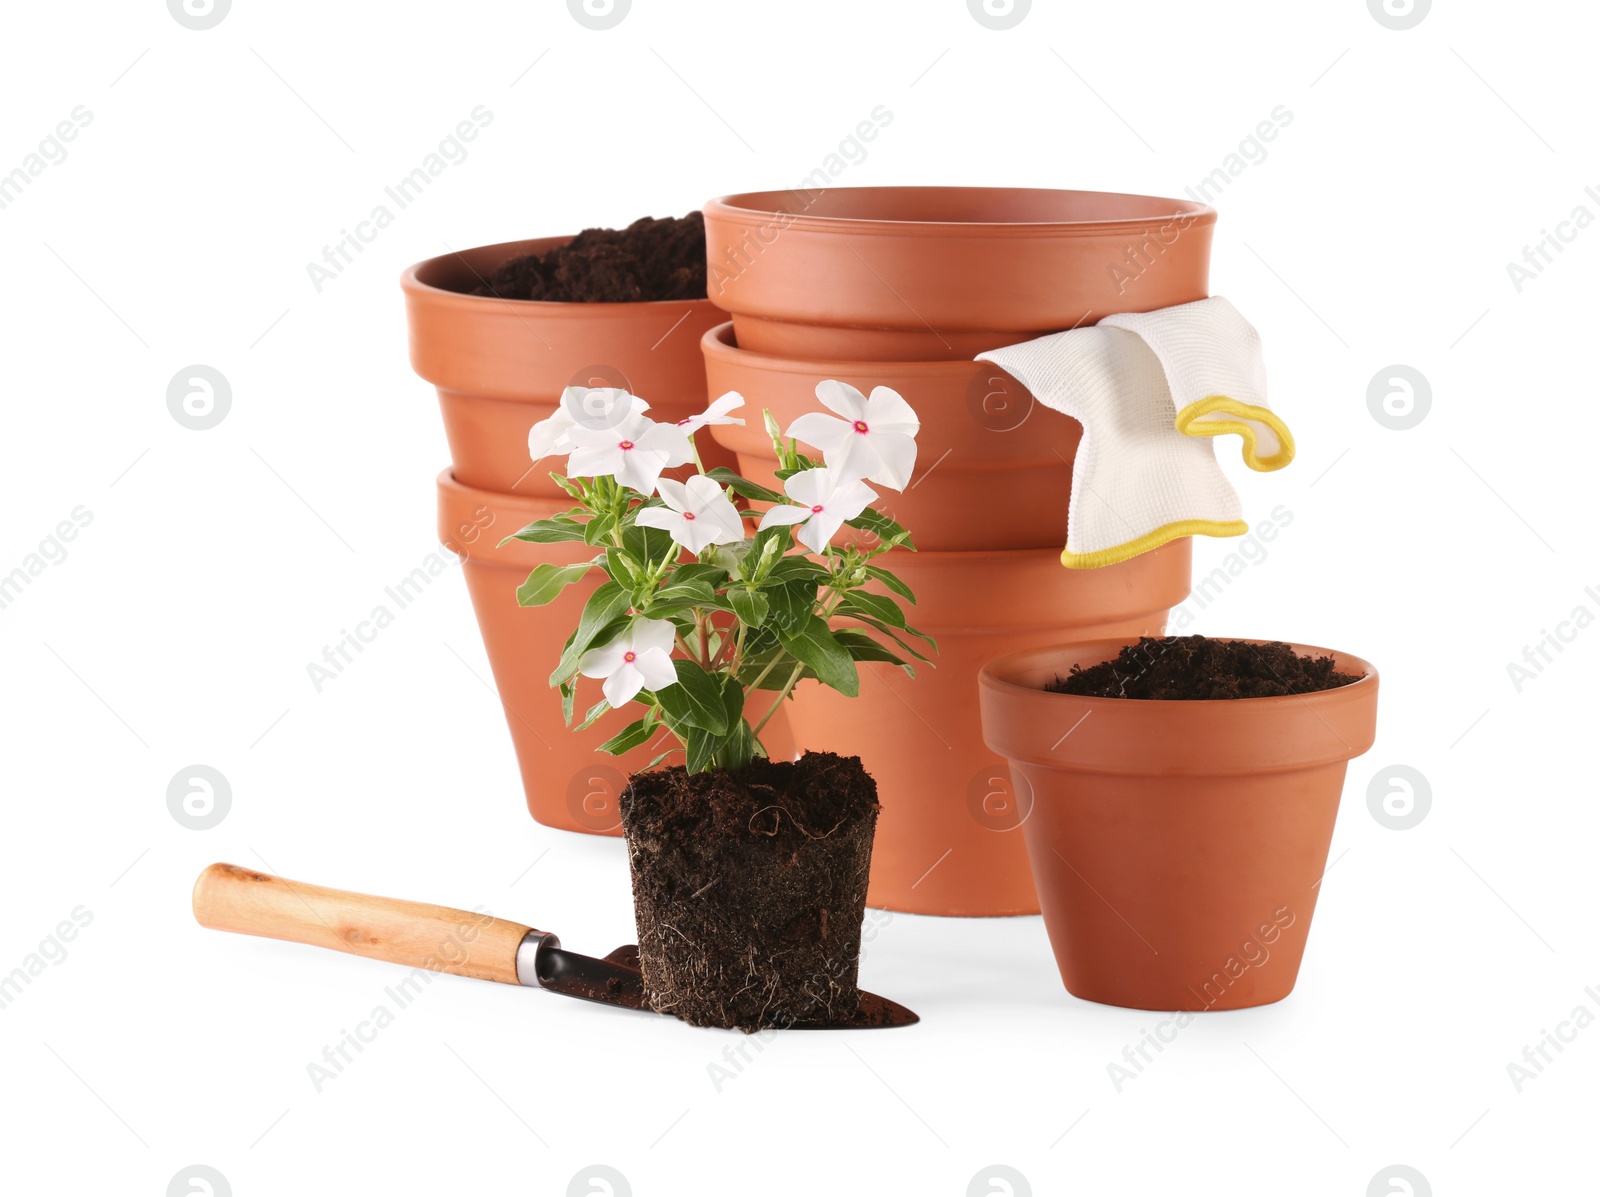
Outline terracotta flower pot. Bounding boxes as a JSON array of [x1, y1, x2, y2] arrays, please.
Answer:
[[404, 238, 735, 495], [785, 541, 1192, 916], [437, 470, 795, 836], [978, 639, 1379, 1010], [701, 322, 1081, 551], [703, 187, 1215, 361]]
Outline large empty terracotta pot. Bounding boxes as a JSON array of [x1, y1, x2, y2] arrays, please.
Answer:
[[785, 541, 1192, 916], [438, 471, 796, 835], [703, 187, 1215, 361], [978, 639, 1379, 1009], [701, 322, 1080, 551], [404, 238, 733, 494]]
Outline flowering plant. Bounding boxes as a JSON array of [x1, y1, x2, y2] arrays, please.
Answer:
[[506, 382, 936, 775]]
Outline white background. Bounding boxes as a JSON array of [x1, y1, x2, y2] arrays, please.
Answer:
[[2, 1, 1594, 1193]]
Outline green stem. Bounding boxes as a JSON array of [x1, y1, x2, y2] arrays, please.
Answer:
[[753, 661, 806, 738]]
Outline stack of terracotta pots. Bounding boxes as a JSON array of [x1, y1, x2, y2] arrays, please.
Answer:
[[701, 188, 1213, 915], [403, 236, 758, 836]]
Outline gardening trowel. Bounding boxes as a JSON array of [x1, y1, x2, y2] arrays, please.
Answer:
[[191, 863, 917, 1030]]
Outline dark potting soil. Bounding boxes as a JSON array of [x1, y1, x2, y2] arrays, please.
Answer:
[[470, 213, 707, 302], [1048, 635, 1362, 700], [617, 751, 880, 1033]]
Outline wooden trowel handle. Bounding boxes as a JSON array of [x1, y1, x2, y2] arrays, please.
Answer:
[[192, 863, 537, 985]]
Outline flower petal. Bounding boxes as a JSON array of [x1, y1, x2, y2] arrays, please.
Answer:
[[602, 661, 645, 708], [786, 412, 852, 458], [822, 433, 879, 486], [866, 431, 918, 491], [757, 504, 813, 529], [632, 506, 680, 533], [832, 477, 879, 519], [565, 443, 621, 480], [862, 386, 921, 436], [653, 478, 690, 513], [814, 380, 867, 421], [797, 509, 845, 553], [562, 387, 642, 429], [633, 647, 679, 693], [632, 618, 679, 655], [636, 422, 696, 468], [782, 466, 834, 507], [579, 636, 631, 679]]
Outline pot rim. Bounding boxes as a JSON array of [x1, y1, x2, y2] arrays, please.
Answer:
[[980, 636, 1378, 707], [702, 320, 989, 378], [706, 186, 1217, 238], [401, 236, 720, 316]]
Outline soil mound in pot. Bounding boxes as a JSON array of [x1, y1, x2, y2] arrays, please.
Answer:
[[469, 213, 706, 302], [618, 751, 879, 1032], [1049, 635, 1361, 700]]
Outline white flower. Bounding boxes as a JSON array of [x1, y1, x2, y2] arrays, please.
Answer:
[[578, 618, 679, 708], [672, 390, 746, 435], [633, 476, 746, 554], [565, 411, 694, 496], [528, 387, 649, 463], [757, 466, 877, 554], [785, 381, 920, 490]]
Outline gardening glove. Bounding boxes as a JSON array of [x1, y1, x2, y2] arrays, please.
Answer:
[[976, 296, 1294, 569]]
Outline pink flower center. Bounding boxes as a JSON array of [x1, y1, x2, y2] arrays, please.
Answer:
[[810, 504, 825, 514], [623, 651, 637, 663], [618, 439, 634, 451], [682, 511, 696, 520], [852, 420, 870, 434]]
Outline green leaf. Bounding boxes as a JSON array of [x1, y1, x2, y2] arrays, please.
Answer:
[[622, 521, 674, 565], [549, 582, 633, 686], [574, 699, 613, 731], [840, 613, 938, 663], [727, 587, 769, 627], [720, 675, 745, 730], [707, 538, 754, 573], [582, 510, 618, 547], [597, 716, 656, 756], [838, 591, 907, 629], [766, 579, 818, 633], [861, 563, 917, 604], [516, 560, 598, 607], [778, 614, 859, 697], [671, 563, 730, 591], [845, 506, 913, 549], [766, 557, 828, 585], [504, 514, 588, 545], [834, 629, 913, 672], [736, 645, 808, 690], [655, 659, 731, 734], [604, 546, 643, 587], [720, 718, 757, 772], [740, 526, 791, 582], [559, 679, 576, 727], [705, 466, 784, 505], [684, 724, 719, 774]]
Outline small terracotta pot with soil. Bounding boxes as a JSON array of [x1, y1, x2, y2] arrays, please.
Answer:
[[979, 635, 1379, 1011], [620, 752, 879, 1030], [403, 216, 735, 495]]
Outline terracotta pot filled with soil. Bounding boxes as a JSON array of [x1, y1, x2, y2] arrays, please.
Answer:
[[701, 322, 1081, 551], [620, 751, 879, 1030], [786, 540, 1192, 917], [703, 187, 1215, 361], [437, 470, 795, 835], [403, 215, 735, 495], [979, 635, 1378, 1010]]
